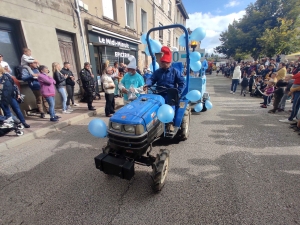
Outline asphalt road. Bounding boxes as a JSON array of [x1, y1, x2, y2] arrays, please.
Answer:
[[1, 73, 300, 225]]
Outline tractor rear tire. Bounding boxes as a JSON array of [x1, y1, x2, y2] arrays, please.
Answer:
[[178, 105, 191, 141], [152, 149, 170, 193]]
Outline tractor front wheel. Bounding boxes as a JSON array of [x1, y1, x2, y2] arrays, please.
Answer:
[[152, 149, 170, 193]]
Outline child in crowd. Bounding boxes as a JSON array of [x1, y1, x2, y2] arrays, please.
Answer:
[[268, 80, 288, 113], [240, 73, 249, 97], [278, 75, 294, 111], [21, 48, 39, 75], [249, 70, 256, 94], [260, 81, 275, 108]]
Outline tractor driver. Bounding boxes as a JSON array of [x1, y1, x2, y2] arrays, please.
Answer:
[[144, 46, 185, 103]]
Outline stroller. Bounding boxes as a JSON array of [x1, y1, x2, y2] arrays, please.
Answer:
[[0, 116, 24, 137]]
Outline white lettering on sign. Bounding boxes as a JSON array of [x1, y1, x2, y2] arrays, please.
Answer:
[[98, 36, 130, 49], [115, 52, 130, 58]]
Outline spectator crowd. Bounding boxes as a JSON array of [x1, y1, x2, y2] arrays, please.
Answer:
[[223, 56, 300, 133]]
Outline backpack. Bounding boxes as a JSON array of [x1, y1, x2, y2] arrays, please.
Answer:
[[15, 66, 24, 80]]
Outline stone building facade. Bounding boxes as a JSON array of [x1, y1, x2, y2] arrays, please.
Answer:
[[0, 0, 188, 114]]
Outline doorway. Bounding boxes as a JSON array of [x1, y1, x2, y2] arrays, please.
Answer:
[[56, 31, 79, 90]]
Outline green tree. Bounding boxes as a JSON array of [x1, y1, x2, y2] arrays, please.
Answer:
[[257, 18, 300, 56], [215, 0, 300, 60]]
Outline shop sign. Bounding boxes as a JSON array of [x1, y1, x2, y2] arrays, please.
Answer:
[[98, 37, 130, 49], [115, 52, 130, 58]]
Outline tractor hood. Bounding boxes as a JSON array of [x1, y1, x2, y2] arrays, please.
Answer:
[[110, 94, 165, 126]]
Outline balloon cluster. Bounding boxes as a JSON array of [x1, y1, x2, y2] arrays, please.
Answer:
[[185, 90, 213, 112], [178, 27, 206, 72], [141, 34, 161, 72], [88, 119, 107, 138]]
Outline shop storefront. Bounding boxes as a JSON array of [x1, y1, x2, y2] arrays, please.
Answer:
[[87, 25, 140, 77]]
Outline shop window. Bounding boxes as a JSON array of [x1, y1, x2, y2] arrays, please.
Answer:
[[0, 18, 23, 76], [126, 0, 134, 29], [102, 0, 116, 21], [168, 1, 172, 18], [159, 23, 163, 43], [141, 9, 147, 33]]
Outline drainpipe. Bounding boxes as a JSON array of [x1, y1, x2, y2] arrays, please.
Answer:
[[74, 0, 88, 62]]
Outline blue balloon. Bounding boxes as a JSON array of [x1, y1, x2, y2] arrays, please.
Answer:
[[194, 103, 203, 112], [191, 61, 202, 72], [186, 90, 202, 102], [145, 45, 150, 56], [179, 34, 188, 47], [190, 27, 206, 41], [157, 104, 175, 123], [190, 52, 201, 62], [202, 59, 208, 70], [88, 119, 107, 138], [141, 33, 149, 44], [150, 39, 162, 53], [150, 61, 159, 72], [205, 100, 213, 110]]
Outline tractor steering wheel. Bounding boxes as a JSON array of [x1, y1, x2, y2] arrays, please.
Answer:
[[148, 86, 168, 95]]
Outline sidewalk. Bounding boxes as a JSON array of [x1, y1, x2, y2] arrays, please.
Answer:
[[0, 95, 123, 151]]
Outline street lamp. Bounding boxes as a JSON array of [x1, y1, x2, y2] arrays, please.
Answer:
[[191, 40, 197, 52]]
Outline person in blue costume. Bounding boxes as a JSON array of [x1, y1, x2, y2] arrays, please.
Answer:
[[201, 58, 208, 76], [118, 55, 145, 105], [144, 46, 185, 131]]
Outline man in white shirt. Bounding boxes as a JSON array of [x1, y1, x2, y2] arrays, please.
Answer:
[[0, 54, 12, 73], [102, 66, 116, 117]]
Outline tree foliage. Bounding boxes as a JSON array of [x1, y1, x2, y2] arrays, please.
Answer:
[[257, 18, 300, 57], [214, 0, 300, 60]]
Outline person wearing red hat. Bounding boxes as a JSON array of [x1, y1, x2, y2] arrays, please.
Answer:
[[144, 46, 185, 131], [144, 46, 185, 95]]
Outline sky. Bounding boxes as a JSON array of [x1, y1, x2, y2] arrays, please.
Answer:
[[183, 0, 256, 53]]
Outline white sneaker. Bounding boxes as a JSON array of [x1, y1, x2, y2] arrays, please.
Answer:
[[4, 117, 14, 124], [73, 103, 79, 106], [230, 91, 233, 94], [67, 106, 73, 111], [279, 118, 293, 123], [62, 110, 71, 114], [232, 92, 235, 95]]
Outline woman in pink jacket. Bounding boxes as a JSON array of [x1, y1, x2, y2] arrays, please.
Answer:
[[38, 65, 58, 122]]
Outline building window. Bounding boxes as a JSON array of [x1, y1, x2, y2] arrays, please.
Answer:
[[126, 0, 134, 29], [176, 37, 178, 48], [102, 0, 115, 20], [168, 1, 172, 18], [158, 0, 163, 7], [159, 23, 163, 42], [141, 9, 147, 33], [167, 29, 171, 45], [177, 10, 180, 23]]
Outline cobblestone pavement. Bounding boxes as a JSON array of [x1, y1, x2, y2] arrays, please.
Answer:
[[1, 73, 300, 225]]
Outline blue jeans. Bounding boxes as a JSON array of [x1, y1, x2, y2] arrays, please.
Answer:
[[45, 96, 56, 119], [231, 79, 239, 92], [289, 91, 300, 121], [0, 103, 12, 118], [57, 87, 67, 111], [10, 98, 26, 123]]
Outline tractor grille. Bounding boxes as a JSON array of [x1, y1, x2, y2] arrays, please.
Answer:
[[108, 132, 148, 150]]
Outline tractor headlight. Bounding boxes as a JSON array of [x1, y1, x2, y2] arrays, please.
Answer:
[[124, 125, 135, 133], [135, 124, 145, 135], [111, 122, 121, 130]]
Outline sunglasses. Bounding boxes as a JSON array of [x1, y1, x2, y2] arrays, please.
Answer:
[[0, 55, 3, 57]]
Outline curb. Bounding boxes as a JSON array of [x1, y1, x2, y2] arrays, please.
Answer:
[[0, 100, 123, 152]]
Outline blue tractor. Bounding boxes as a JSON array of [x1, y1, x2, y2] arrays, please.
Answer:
[[94, 24, 210, 192]]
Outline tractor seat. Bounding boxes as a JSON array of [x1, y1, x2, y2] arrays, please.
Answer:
[[167, 88, 179, 106]]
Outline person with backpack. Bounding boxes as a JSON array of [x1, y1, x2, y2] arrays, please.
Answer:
[[21, 62, 49, 118]]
